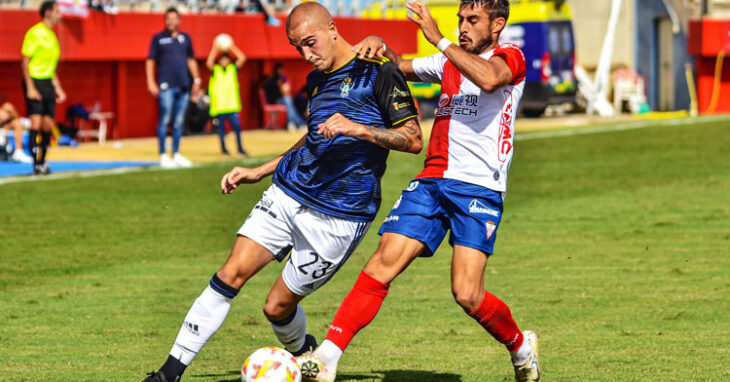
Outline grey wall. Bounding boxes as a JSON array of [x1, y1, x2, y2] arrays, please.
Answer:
[[634, 0, 692, 111]]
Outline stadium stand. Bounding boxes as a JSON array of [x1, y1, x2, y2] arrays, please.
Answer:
[[0, 0, 407, 16]]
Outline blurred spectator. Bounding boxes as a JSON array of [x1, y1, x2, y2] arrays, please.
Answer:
[[21, 0, 66, 175], [184, 87, 210, 135], [293, 84, 309, 121], [262, 63, 306, 131], [206, 43, 248, 157], [146, 6, 200, 169], [0, 102, 33, 163]]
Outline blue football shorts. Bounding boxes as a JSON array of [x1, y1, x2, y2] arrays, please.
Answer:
[[378, 178, 504, 256]]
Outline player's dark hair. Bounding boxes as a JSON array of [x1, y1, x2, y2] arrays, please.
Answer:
[[40, 1, 56, 18], [165, 6, 180, 16], [460, 0, 510, 21]]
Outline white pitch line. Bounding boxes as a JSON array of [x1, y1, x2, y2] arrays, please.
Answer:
[[0, 165, 155, 186], [2, 115, 728, 186], [516, 115, 730, 141], [0, 157, 267, 186]]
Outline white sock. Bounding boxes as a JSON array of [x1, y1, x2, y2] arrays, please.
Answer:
[[315, 340, 343, 369], [510, 334, 532, 366], [271, 305, 307, 354], [169, 286, 232, 365]]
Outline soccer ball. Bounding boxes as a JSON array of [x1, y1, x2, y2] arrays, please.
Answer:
[[242, 346, 301, 382], [215, 33, 234, 51]]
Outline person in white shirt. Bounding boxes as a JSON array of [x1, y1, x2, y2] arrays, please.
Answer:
[[298, 1, 541, 382]]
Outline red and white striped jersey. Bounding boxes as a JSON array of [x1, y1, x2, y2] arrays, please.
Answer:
[[412, 43, 526, 193]]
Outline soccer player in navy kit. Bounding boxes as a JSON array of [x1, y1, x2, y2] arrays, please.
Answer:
[[141, 3, 421, 381]]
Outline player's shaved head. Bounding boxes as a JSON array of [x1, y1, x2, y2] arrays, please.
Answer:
[[286, 2, 332, 32], [286, 1, 354, 72]]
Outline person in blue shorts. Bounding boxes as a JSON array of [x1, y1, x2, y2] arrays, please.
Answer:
[[141, 2, 421, 381], [300, 1, 541, 381]]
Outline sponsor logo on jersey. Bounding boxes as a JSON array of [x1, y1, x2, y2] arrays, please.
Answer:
[[393, 101, 411, 110], [497, 89, 515, 162], [384, 215, 399, 223], [340, 77, 353, 97], [436, 94, 479, 117], [485, 221, 497, 240], [406, 181, 419, 191], [469, 199, 499, 216], [438, 93, 451, 108], [391, 87, 409, 98]]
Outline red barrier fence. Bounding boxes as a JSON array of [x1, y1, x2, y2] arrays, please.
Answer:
[[0, 10, 418, 138], [688, 19, 730, 114]]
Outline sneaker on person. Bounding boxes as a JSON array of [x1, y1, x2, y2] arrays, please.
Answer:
[[12, 150, 32, 163], [140, 370, 179, 382], [291, 334, 318, 357], [40, 163, 51, 175], [160, 154, 177, 169], [513, 330, 540, 382], [297, 352, 336, 382], [173, 153, 192, 168]]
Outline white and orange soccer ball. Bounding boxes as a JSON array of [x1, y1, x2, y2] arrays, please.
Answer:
[[215, 33, 234, 51], [242, 346, 301, 382]]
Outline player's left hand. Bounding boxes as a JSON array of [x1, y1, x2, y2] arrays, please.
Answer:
[[191, 82, 201, 98], [406, 1, 444, 46], [55, 87, 66, 103], [317, 113, 364, 139], [221, 166, 261, 194]]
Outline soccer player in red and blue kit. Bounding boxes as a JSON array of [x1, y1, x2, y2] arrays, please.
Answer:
[[298, 1, 541, 381], [141, 3, 421, 381]]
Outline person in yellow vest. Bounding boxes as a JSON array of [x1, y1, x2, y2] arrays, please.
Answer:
[[21, 0, 65, 175], [206, 44, 248, 157]]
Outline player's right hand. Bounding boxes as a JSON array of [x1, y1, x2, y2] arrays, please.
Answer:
[[148, 83, 159, 97], [26, 86, 42, 101], [221, 167, 261, 194], [352, 35, 386, 59]]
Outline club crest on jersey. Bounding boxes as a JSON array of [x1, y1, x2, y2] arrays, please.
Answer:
[[340, 77, 353, 97], [485, 221, 497, 240]]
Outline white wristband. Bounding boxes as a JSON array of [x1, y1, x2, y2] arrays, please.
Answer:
[[436, 37, 452, 52], [382, 42, 387, 53]]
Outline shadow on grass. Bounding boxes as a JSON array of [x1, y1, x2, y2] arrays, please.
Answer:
[[201, 369, 462, 382], [379, 370, 462, 382], [337, 370, 462, 382], [187, 369, 240, 381]]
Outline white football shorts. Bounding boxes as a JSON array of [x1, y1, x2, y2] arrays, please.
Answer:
[[238, 183, 371, 296]]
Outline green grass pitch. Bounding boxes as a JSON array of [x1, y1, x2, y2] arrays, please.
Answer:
[[1, 118, 728, 381]]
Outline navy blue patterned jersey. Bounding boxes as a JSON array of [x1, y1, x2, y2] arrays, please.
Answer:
[[272, 55, 418, 222]]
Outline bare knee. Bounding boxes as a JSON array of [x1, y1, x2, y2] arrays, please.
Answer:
[[452, 286, 484, 313], [263, 295, 296, 322]]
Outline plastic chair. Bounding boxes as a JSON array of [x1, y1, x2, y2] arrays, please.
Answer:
[[258, 88, 287, 130]]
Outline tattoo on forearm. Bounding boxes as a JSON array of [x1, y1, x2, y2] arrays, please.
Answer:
[[366, 118, 421, 151]]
